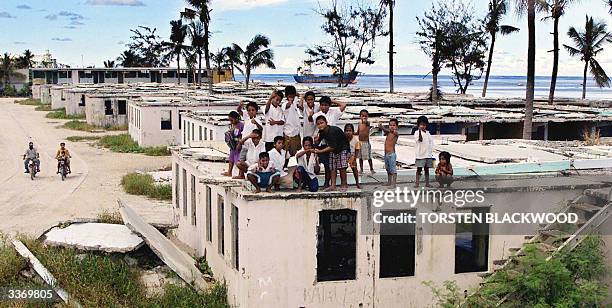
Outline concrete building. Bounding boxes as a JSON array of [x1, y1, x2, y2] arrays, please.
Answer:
[[170, 138, 612, 307], [84, 92, 140, 128], [31, 67, 233, 86]]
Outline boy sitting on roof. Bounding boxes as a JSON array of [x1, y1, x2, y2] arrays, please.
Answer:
[[247, 152, 280, 193]]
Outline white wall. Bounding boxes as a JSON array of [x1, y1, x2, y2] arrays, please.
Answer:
[[50, 88, 66, 110], [85, 97, 128, 127]]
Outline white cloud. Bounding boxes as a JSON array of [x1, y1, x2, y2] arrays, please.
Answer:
[[85, 0, 145, 6], [213, 0, 288, 11]]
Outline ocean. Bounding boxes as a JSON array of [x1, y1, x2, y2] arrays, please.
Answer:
[[238, 74, 612, 99]]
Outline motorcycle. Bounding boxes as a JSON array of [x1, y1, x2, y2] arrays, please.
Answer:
[[58, 157, 68, 181], [28, 160, 37, 180]]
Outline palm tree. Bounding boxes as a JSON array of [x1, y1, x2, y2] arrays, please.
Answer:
[[608, 0, 612, 14], [223, 46, 238, 81], [210, 49, 228, 70], [564, 16, 611, 99], [543, 0, 581, 104], [482, 0, 520, 97], [1, 53, 16, 88], [18, 49, 34, 69], [189, 21, 206, 85], [514, 0, 537, 139], [380, 0, 395, 93], [229, 34, 276, 90], [163, 19, 190, 84], [104, 60, 116, 68], [183, 0, 212, 80], [117, 50, 141, 67]]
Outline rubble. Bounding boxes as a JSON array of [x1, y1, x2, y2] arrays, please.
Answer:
[[43, 223, 144, 253]]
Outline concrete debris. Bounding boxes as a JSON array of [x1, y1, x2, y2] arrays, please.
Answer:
[[118, 199, 210, 291], [140, 265, 185, 297], [12, 240, 81, 307], [43, 223, 144, 253]]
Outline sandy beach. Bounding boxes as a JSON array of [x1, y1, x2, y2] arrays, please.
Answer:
[[0, 98, 172, 237]]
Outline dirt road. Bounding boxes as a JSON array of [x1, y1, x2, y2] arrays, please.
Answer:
[[0, 98, 172, 237]]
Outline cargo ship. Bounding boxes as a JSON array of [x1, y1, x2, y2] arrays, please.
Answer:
[[293, 66, 359, 84]]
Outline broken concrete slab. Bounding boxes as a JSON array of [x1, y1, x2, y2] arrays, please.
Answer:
[[12, 240, 81, 307], [436, 142, 566, 163], [118, 199, 209, 291], [43, 223, 144, 253]]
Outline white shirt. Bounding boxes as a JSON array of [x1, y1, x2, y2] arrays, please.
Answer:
[[303, 102, 320, 137], [248, 162, 277, 173], [313, 108, 343, 128], [268, 148, 289, 176], [243, 139, 266, 165], [242, 116, 263, 138], [282, 101, 301, 137], [298, 152, 318, 180], [349, 136, 360, 156], [414, 130, 434, 159], [264, 104, 285, 142]]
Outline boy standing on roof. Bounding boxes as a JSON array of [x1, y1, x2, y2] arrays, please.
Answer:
[[264, 90, 285, 152], [298, 91, 319, 138], [282, 86, 301, 156]]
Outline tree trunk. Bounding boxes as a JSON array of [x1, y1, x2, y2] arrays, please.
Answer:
[[198, 52, 202, 86], [482, 33, 496, 98], [432, 71, 439, 103], [523, 0, 536, 140], [582, 61, 588, 100], [204, 18, 212, 90], [548, 16, 560, 104], [245, 67, 250, 90], [388, 1, 394, 93], [177, 54, 181, 85]]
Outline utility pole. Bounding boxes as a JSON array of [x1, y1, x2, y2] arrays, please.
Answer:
[[388, 0, 395, 93]]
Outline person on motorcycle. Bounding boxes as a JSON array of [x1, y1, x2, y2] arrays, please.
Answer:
[[55, 142, 72, 174], [23, 142, 40, 173]]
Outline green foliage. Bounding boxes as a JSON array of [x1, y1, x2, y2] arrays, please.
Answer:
[[422, 280, 465, 307], [46, 108, 85, 120], [0, 234, 26, 286], [97, 210, 123, 224], [34, 104, 52, 111], [121, 173, 172, 200], [3, 85, 18, 96], [15, 98, 41, 106], [62, 120, 126, 132], [149, 282, 229, 308], [98, 134, 170, 156], [463, 235, 609, 307], [196, 257, 214, 276]]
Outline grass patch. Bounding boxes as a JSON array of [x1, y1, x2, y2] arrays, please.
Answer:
[[97, 210, 123, 224], [98, 134, 170, 156], [35, 104, 52, 111], [1, 234, 228, 307], [62, 120, 127, 132], [121, 173, 172, 201], [46, 108, 85, 120], [15, 98, 42, 106], [67, 135, 102, 142]]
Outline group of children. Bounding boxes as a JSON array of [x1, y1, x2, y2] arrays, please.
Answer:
[[222, 86, 454, 193]]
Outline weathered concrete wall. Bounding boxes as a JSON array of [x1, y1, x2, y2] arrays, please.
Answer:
[[85, 97, 128, 127], [64, 91, 86, 116], [32, 85, 41, 100], [40, 85, 52, 105], [170, 161, 588, 307], [50, 87, 66, 110], [182, 117, 225, 146]]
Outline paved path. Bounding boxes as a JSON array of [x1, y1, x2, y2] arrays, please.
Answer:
[[0, 98, 172, 237]]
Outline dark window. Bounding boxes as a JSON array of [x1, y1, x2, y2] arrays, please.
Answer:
[[232, 205, 239, 269], [118, 100, 127, 115], [209, 130, 213, 141], [455, 208, 490, 274], [191, 123, 195, 140], [138, 71, 150, 78], [379, 210, 416, 278], [104, 100, 113, 115], [161, 110, 172, 130], [206, 186, 212, 242], [218, 195, 224, 255], [199, 126, 202, 141], [125, 71, 137, 78], [182, 169, 187, 217], [317, 209, 357, 281], [178, 110, 186, 129], [191, 175, 197, 226], [78, 95, 85, 106], [204, 127, 208, 140]]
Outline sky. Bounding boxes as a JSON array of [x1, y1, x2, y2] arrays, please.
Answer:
[[1, 0, 611, 77]]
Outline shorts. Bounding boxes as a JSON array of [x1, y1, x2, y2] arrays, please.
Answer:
[[359, 141, 371, 160], [239, 147, 248, 162], [384, 152, 397, 174], [294, 166, 319, 192], [247, 171, 280, 188], [329, 150, 349, 170], [229, 149, 240, 163], [317, 145, 330, 168], [415, 158, 433, 168], [284, 134, 301, 156]]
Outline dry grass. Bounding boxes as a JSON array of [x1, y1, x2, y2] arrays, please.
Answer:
[[582, 128, 601, 146]]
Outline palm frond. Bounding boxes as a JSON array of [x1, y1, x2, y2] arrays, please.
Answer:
[[589, 58, 611, 88], [563, 44, 581, 56], [500, 25, 520, 35]]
